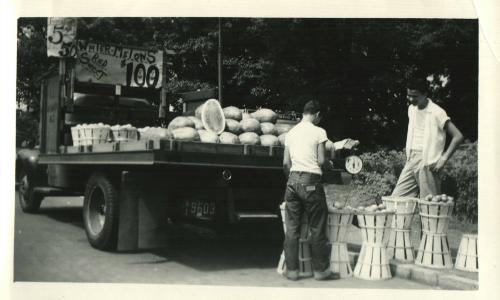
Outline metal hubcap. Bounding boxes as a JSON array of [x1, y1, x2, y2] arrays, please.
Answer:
[[87, 186, 106, 236]]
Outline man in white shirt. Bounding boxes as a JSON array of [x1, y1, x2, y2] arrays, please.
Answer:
[[282, 100, 333, 281], [392, 78, 464, 198]]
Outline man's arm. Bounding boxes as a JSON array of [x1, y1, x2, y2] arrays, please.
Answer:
[[317, 141, 327, 169], [431, 120, 464, 172], [283, 146, 291, 178]]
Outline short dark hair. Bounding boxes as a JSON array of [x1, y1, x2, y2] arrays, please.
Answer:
[[303, 100, 322, 115], [407, 78, 428, 94]]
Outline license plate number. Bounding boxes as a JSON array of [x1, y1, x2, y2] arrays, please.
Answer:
[[183, 199, 216, 220]]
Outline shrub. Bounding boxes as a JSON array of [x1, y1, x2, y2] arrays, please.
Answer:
[[441, 142, 478, 222]]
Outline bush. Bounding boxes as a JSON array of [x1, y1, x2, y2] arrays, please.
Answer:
[[347, 150, 404, 207], [349, 143, 478, 222], [441, 142, 478, 222]]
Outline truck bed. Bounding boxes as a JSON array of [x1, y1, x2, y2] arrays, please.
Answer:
[[37, 139, 286, 169]]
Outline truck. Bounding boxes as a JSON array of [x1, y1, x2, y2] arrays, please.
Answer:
[[16, 43, 359, 252]]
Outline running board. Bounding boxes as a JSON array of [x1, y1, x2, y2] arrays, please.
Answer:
[[235, 212, 279, 221], [33, 187, 81, 197]]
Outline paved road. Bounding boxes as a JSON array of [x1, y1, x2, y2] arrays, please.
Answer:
[[14, 194, 433, 289]]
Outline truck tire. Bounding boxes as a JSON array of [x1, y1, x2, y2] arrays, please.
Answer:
[[17, 171, 42, 213], [83, 173, 119, 251]]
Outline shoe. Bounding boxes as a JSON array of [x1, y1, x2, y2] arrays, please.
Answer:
[[314, 269, 338, 281], [283, 269, 299, 281]]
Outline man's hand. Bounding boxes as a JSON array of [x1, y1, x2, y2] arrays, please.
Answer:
[[431, 156, 447, 173]]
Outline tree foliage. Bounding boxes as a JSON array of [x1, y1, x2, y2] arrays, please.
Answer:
[[16, 18, 478, 148]]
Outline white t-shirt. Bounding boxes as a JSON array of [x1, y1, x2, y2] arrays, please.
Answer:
[[411, 107, 427, 151], [405, 99, 451, 166], [284, 121, 328, 175]]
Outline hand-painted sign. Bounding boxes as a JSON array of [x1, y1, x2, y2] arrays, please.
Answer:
[[47, 18, 77, 57], [75, 40, 163, 89]]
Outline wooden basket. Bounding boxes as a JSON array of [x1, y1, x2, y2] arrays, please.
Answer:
[[326, 210, 354, 243], [356, 211, 394, 246], [418, 200, 454, 234], [382, 196, 418, 262], [330, 242, 352, 278], [353, 244, 391, 280], [277, 202, 313, 278], [353, 211, 394, 280], [455, 234, 478, 272], [415, 232, 453, 269]]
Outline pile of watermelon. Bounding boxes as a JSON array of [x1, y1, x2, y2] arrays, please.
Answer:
[[422, 194, 454, 204], [164, 99, 295, 146]]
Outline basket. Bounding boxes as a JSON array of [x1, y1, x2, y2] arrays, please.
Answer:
[[415, 232, 453, 269], [71, 126, 81, 146], [326, 209, 354, 243], [353, 244, 391, 280], [353, 211, 394, 280], [415, 200, 454, 269], [327, 209, 354, 278], [382, 196, 418, 262], [356, 211, 394, 246], [277, 203, 313, 278], [418, 200, 454, 234], [111, 126, 138, 143], [455, 234, 478, 272]]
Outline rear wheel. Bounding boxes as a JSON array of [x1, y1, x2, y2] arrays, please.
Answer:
[[83, 173, 119, 251], [17, 170, 42, 213]]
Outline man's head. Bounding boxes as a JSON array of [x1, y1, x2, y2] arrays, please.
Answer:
[[406, 78, 429, 107], [302, 100, 323, 125]]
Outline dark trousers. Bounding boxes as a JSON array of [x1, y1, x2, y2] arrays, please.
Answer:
[[283, 171, 330, 273]]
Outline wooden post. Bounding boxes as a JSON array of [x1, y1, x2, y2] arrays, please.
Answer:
[[159, 51, 168, 120]]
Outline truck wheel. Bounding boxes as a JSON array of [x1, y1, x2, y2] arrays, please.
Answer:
[[17, 172, 42, 213], [83, 173, 119, 251]]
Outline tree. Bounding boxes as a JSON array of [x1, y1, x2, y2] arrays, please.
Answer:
[[16, 18, 478, 148]]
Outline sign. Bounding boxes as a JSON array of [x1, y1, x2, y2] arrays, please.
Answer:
[[47, 18, 77, 57], [75, 40, 163, 89]]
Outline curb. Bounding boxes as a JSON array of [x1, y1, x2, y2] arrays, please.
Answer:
[[347, 252, 478, 290]]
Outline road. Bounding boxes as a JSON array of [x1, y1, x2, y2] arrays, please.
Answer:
[[13, 194, 433, 289]]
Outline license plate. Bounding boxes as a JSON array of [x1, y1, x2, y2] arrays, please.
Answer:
[[183, 199, 216, 220]]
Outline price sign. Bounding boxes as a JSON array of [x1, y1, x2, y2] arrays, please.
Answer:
[[47, 18, 77, 57], [75, 40, 163, 89]]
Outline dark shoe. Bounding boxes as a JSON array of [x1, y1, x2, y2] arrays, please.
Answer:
[[283, 269, 299, 281], [314, 269, 338, 281]]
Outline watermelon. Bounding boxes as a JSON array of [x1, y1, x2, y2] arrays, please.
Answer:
[[225, 119, 243, 134], [260, 122, 277, 135], [223, 106, 243, 121], [275, 123, 294, 135], [201, 99, 226, 134], [172, 127, 200, 141], [242, 112, 252, 120], [198, 129, 219, 143], [278, 133, 287, 146], [252, 108, 278, 123], [168, 116, 195, 130], [188, 116, 204, 130], [239, 132, 260, 145], [195, 104, 204, 120], [219, 132, 239, 144], [240, 118, 261, 133], [260, 134, 279, 146]]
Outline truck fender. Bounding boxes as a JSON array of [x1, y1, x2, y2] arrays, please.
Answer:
[[16, 148, 47, 186]]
